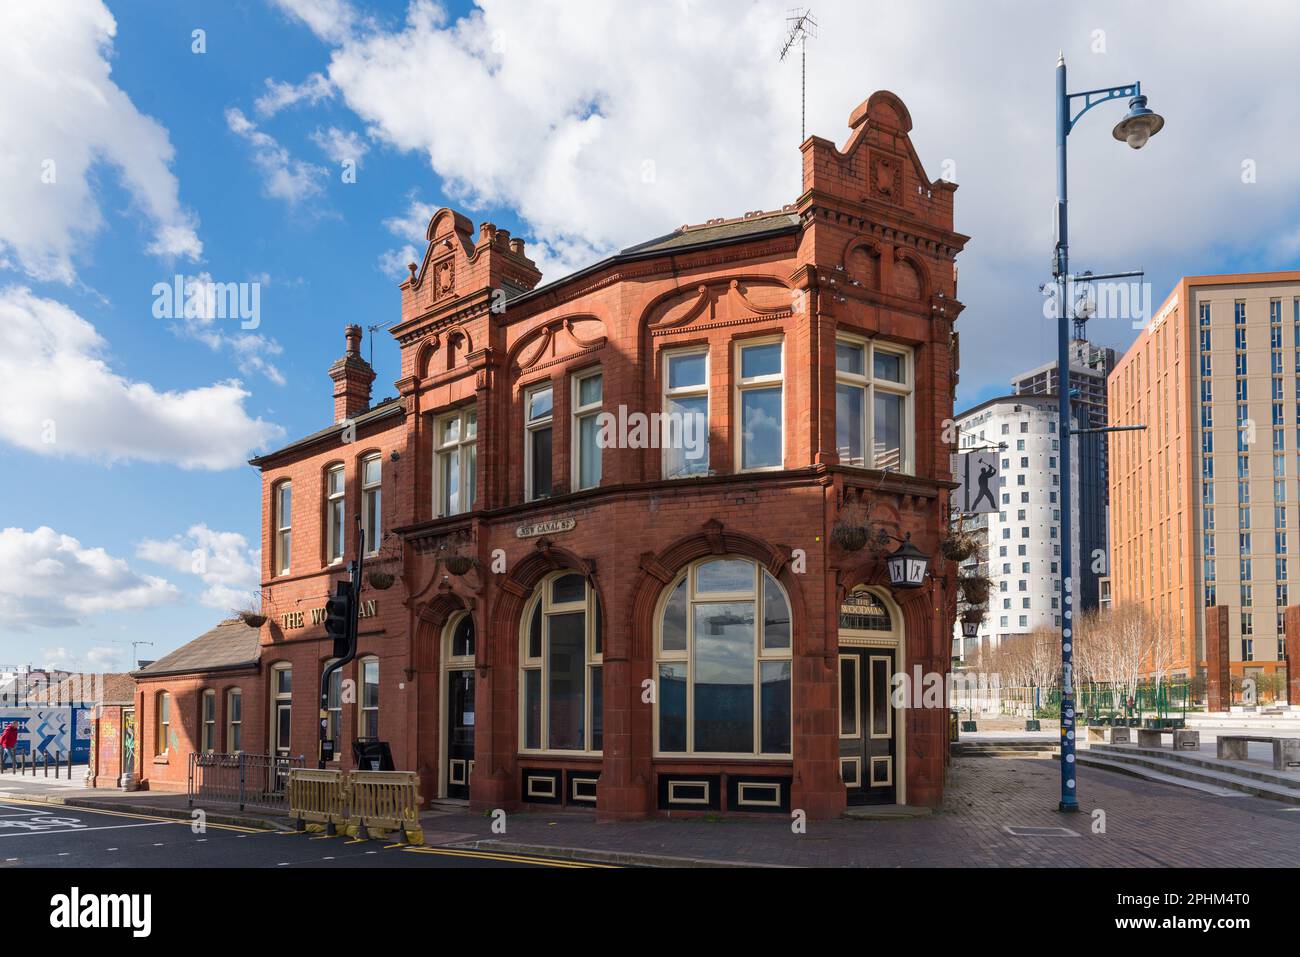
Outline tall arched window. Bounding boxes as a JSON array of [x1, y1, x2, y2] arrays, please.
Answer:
[[519, 572, 602, 753], [655, 558, 792, 756]]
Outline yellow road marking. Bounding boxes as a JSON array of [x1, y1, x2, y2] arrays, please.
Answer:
[[401, 845, 615, 868]]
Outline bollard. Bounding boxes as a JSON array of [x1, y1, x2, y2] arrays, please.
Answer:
[[43, 751, 48, 777]]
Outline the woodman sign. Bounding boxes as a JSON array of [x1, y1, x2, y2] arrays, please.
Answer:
[[280, 599, 378, 631]]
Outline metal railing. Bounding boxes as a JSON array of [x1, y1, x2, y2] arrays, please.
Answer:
[[188, 752, 306, 812]]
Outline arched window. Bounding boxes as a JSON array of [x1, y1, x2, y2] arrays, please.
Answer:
[[322, 660, 342, 756], [448, 614, 475, 659], [358, 656, 379, 739], [200, 689, 216, 752], [655, 558, 792, 757], [226, 689, 243, 753], [520, 572, 602, 753]]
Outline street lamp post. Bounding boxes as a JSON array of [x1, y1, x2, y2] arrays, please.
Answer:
[[1053, 53, 1164, 812]]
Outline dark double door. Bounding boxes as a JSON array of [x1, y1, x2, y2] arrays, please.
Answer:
[[838, 647, 897, 805], [446, 669, 475, 800]]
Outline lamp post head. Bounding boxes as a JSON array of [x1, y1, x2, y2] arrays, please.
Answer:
[[1112, 94, 1165, 150], [886, 534, 930, 589]]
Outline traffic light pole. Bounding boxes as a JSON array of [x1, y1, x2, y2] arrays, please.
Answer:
[[318, 518, 365, 769]]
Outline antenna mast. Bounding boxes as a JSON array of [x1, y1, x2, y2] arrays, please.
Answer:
[[779, 8, 818, 143]]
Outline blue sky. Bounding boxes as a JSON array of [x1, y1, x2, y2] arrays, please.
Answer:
[[2, 0, 1298, 671]]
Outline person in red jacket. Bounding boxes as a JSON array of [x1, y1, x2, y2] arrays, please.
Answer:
[[0, 722, 18, 770]]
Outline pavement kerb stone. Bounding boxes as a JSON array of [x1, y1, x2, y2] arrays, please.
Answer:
[[443, 839, 789, 868], [4, 792, 294, 832]]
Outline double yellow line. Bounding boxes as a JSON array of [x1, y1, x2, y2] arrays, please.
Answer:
[[401, 845, 616, 869]]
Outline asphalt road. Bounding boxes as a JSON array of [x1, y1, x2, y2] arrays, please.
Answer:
[[0, 798, 611, 869]]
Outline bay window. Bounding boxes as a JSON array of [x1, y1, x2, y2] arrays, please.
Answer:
[[572, 370, 603, 490], [835, 337, 914, 473], [435, 406, 477, 516], [735, 338, 783, 471], [655, 557, 792, 756], [360, 455, 381, 555], [520, 572, 602, 753], [326, 466, 344, 565], [525, 384, 553, 500], [663, 349, 709, 478]]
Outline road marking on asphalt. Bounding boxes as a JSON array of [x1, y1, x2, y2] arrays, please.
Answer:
[[0, 821, 170, 838], [401, 846, 616, 868], [0, 797, 268, 833]]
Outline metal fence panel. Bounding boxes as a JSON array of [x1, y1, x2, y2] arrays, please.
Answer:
[[188, 752, 305, 812]]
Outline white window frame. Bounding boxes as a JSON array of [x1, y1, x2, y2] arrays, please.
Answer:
[[662, 347, 710, 479], [271, 663, 292, 758], [155, 691, 171, 756], [733, 336, 784, 473], [524, 383, 554, 502], [518, 572, 603, 755], [434, 406, 478, 517], [834, 334, 914, 474], [200, 689, 216, 753], [326, 466, 345, 566], [653, 557, 793, 759], [274, 481, 292, 576], [571, 369, 604, 491], [360, 455, 381, 556], [226, 689, 242, 753], [358, 656, 379, 739]]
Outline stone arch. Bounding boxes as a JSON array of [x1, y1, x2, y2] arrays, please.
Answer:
[[488, 540, 599, 671], [624, 520, 803, 662], [412, 589, 472, 672]]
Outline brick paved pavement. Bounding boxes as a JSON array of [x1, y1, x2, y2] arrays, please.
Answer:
[[423, 757, 1300, 867], [8, 757, 1297, 866]]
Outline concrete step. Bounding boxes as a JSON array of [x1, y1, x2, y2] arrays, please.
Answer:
[[1076, 747, 1300, 805], [1091, 743, 1300, 789], [953, 742, 1058, 758], [1075, 755, 1250, 799]]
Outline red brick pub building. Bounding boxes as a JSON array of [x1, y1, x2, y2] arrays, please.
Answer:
[[134, 92, 969, 820]]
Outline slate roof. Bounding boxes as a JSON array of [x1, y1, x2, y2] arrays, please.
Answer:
[[248, 396, 403, 467], [22, 673, 135, 706], [619, 211, 801, 256], [133, 619, 262, 679]]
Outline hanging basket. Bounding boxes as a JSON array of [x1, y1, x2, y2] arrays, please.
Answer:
[[367, 570, 396, 590], [831, 522, 868, 552], [444, 554, 475, 576], [239, 611, 267, 628], [958, 574, 991, 606], [941, 534, 977, 562]]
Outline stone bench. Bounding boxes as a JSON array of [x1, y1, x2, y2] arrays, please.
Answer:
[[1087, 725, 1131, 744], [1217, 735, 1300, 770], [1136, 727, 1200, 750]]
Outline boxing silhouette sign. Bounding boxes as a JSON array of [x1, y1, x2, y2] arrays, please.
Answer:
[[955, 451, 999, 514]]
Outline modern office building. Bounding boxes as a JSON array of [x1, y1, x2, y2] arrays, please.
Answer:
[[1109, 272, 1300, 680], [1012, 339, 1117, 613], [952, 394, 1081, 661]]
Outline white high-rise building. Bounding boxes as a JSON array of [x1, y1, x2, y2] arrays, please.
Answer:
[[952, 394, 1081, 662]]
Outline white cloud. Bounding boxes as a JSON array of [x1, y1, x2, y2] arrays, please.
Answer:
[[137, 524, 261, 612], [168, 273, 286, 385], [0, 285, 285, 469], [270, 0, 372, 45], [226, 107, 329, 206], [0, 0, 201, 282], [254, 72, 335, 118], [378, 194, 438, 277], [311, 125, 370, 167], [284, 0, 1300, 401], [0, 527, 179, 630]]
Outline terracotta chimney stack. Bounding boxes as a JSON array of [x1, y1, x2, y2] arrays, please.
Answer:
[[328, 323, 376, 423]]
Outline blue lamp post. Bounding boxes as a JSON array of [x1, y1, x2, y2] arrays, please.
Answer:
[[1053, 54, 1164, 812]]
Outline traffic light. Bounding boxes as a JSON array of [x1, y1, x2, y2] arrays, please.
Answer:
[[324, 581, 354, 659]]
